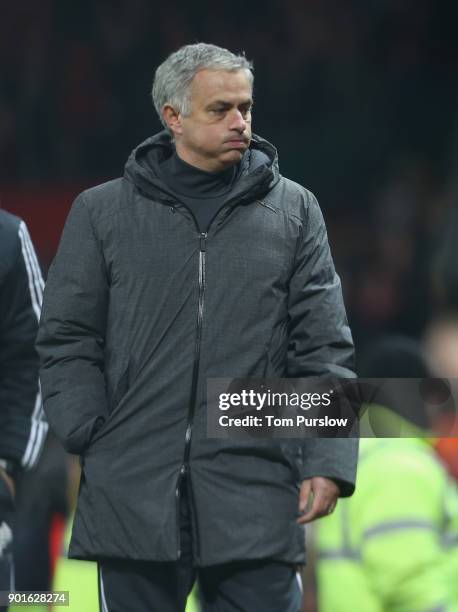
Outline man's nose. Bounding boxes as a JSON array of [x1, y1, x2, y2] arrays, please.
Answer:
[[229, 110, 246, 132]]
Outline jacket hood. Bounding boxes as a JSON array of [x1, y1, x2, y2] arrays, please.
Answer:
[[124, 130, 280, 206]]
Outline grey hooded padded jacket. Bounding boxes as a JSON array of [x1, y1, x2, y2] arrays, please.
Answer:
[[36, 131, 358, 566]]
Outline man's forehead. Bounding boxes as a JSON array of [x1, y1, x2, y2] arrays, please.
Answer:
[[190, 68, 253, 100]]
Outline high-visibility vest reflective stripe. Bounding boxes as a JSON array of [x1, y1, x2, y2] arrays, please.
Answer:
[[315, 438, 458, 612]]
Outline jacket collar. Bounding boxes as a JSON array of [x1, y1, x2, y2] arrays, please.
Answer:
[[124, 131, 280, 207]]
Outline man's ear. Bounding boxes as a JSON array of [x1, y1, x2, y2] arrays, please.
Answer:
[[162, 104, 183, 137]]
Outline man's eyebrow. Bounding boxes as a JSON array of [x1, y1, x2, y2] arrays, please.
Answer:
[[205, 98, 253, 109]]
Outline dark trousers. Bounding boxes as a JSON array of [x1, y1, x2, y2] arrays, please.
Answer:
[[0, 553, 14, 612], [97, 482, 302, 612], [0, 474, 15, 612]]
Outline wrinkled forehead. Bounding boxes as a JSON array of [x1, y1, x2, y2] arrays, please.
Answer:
[[189, 68, 253, 104]]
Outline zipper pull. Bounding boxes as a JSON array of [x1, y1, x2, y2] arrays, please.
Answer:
[[200, 233, 207, 252]]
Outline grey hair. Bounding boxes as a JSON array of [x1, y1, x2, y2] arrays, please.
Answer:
[[152, 43, 254, 131]]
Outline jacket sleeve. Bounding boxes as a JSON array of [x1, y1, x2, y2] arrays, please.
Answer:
[[287, 190, 358, 496], [36, 193, 109, 455], [0, 220, 48, 470]]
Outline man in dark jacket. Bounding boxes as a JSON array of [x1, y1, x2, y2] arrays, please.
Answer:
[[0, 210, 47, 606], [37, 43, 358, 611]]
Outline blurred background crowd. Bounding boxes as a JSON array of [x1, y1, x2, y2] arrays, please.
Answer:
[[1, 1, 458, 610], [2, 0, 458, 350]]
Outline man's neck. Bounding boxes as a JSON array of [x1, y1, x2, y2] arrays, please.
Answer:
[[175, 144, 232, 174], [161, 151, 236, 198]]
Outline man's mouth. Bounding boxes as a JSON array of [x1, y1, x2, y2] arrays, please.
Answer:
[[224, 138, 248, 146]]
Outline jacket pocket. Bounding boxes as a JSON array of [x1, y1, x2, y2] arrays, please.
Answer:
[[262, 321, 288, 377], [279, 442, 303, 486], [85, 364, 131, 451], [108, 364, 130, 416]]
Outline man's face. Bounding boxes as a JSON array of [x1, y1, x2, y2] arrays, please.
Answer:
[[169, 69, 253, 173]]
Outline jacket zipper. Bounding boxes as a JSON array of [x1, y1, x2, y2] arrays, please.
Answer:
[[136, 189, 232, 561], [169, 197, 236, 560], [178, 231, 206, 559], [155, 195, 232, 561], [175, 229, 207, 560], [181, 231, 206, 470]]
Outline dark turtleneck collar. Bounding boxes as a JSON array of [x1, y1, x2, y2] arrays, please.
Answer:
[[160, 151, 239, 199]]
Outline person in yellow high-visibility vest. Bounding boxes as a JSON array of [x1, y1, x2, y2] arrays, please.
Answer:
[[315, 336, 458, 612], [316, 436, 458, 612], [424, 314, 458, 607]]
